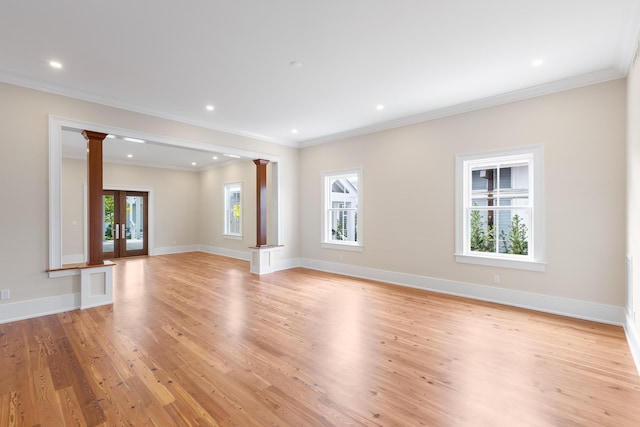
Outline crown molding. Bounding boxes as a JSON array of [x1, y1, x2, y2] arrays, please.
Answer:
[[0, 70, 298, 148], [0, 65, 628, 151], [299, 68, 624, 148]]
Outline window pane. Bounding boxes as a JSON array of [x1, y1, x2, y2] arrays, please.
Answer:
[[325, 171, 360, 245], [224, 185, 241, 235], [330, 177, 358, 209], [510, 164, 529, 190], [496, 209, 530, 255], [330, 210, 357, 242], [469, 209, 496, 253], [471, 168, 497, 192]]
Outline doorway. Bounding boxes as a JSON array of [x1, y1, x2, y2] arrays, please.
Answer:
[[103, 190, 148, 259]]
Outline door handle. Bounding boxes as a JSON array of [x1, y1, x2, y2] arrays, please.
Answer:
[[122, 223, 126, 239], [114, 223, 119, 239]]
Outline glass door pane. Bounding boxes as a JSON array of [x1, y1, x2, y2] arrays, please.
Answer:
[[102, 192, 116, 258], [124, 195, 145, 253]]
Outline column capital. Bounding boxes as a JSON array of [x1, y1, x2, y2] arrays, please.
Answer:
[[253, 159, 270, 166], [81, 130, 108, 142]]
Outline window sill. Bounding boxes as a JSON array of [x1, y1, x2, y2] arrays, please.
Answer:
[[223, 234, 243, 241], [455, 254, 546, 272], [321, 242, 364, 252]]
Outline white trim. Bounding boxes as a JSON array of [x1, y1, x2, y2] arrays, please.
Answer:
[[455, 144, 545, 270], [624, 314, 640, 375], [299, 68, 623, 148], [300, 258, 625, 326], [0, 293, 81, 325], [49, 116, 63, 269], [224, 182, 243, 237], [222, 235, 243, 241], [102, 185, 155, 256], [455, 254, 546, 272], [0, 73, 295, 146], [153, 245, 201, 256], [199, 245, 251, 261], [321, 242, 364, 252], [50, 115, 282, 270], [48, 269, 80, 279], [321, 168, 363, 247]]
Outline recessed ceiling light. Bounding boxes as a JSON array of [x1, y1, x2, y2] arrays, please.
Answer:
[[532, 59, 544, 67], [106, 134, 116, 139], [289, 61, 302, 68], [127, 154, 133, 158], [376, 104, 384, 111], [206, 105, 214, 111], [224, 154, 241, 159], [123, 137, 145, 144], [49, 60, 62, 69], [191, 162, 197, 166], [291, 129, 299, 134], [212, 156, 218, 160]]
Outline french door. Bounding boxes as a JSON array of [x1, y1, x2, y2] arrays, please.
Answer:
[[103, 190, 148, 259]]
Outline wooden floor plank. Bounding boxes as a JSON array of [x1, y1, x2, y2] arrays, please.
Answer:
[[1, 252, 640, 426]]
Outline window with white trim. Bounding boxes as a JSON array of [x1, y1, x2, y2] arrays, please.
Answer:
[[224, 183, 242, 237], [456, 146, 545, 271], [322, 170, 362, 249]]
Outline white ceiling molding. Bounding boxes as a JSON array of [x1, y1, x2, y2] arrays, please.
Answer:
[[299, 67, 624, 148]]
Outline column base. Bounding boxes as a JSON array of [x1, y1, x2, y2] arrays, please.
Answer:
[[249, 245, 283, 275]]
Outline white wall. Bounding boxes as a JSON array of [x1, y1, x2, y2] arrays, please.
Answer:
[[0, 82, 298, 307], [627, 45, 640, 340], [300, 79, 627, 308]]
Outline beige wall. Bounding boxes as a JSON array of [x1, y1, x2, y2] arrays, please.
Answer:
[[199, 161, 257, 252], [61, 158, 86, 257], [627, 50, 640, 330], [0, 77, 628, 312], [300, 79, 627, 306], [62, 158, 204, 258], [0, 82, 298, 305]]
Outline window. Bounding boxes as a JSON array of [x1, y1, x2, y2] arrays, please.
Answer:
[[322, 169, 362, 250], [456, 146, 545, 271], [224, 183, 242, 237]]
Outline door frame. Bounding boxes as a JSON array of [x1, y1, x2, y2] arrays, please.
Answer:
[[82, 185, 155, 262], [103, 190, 149, 259]]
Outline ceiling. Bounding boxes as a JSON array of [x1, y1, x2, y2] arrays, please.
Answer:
[[2, 1, 639, 147], [61, 129, 241, 171]]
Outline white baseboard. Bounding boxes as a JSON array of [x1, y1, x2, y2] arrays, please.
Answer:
[[624, 314, 640, 375], [152, 245, 201, 256], [300, 258, 626, 326], [0, 293, 81, 325], [273, 257, 302, 272], [199, 245, 251, 261], [62, 254, 85, 264]]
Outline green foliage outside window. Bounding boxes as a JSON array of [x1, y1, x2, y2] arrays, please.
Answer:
[[500, 214, 529, 255], [104, 196, 114, 240], [470, 210, 495, 252], [470, 211, 528, 255]]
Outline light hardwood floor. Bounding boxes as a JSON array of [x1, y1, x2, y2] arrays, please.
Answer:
[[2, 252, 640, 426]]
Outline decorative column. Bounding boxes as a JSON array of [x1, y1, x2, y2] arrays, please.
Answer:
[[253, 159, 269, 247], [249, 159, 283, 274], [82, 130, 108, 265]]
